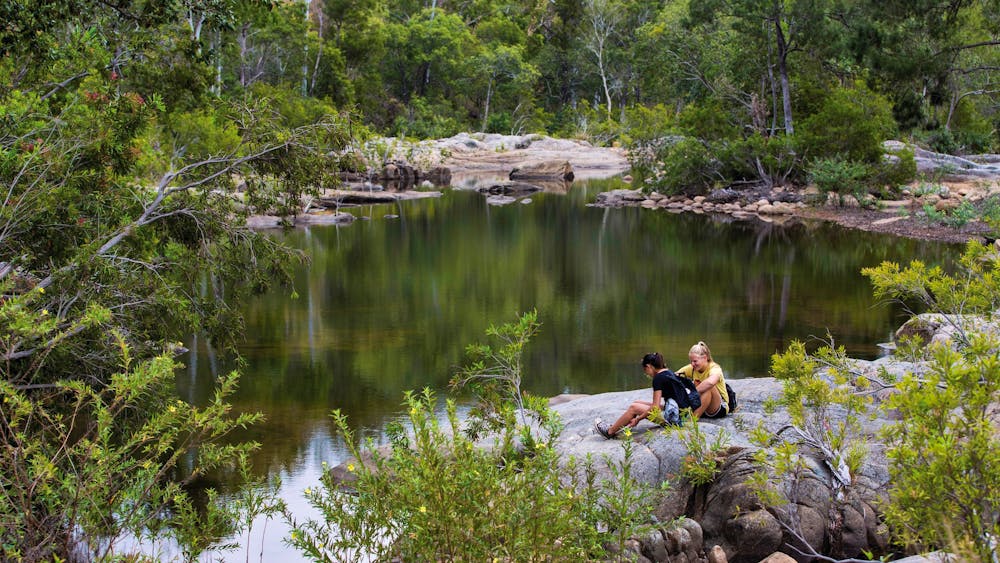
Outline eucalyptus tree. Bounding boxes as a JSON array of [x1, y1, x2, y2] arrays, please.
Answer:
[[687, 0, 838, 136]]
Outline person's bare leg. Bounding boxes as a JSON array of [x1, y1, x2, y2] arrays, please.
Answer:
[[609, 401, 651, 434], [693, 389, 721, 418]]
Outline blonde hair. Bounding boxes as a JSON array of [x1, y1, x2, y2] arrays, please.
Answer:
[[689, 341, 713, 362]]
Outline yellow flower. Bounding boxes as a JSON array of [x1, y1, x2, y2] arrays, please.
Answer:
[[304, 487, 311, 495], [419, 506, 427, 513], [38, 287, 44, 294], [41, 309, 48, 316], [623, 428, 632, 437], [347, 464, 355, 472]]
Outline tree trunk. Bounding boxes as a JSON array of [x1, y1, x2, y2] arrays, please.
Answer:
[[774, 18, 794, 135], [482, 77, 493, 132], [213, 30, 222, 96], [599, 50, 612, 119], [239, 23, 250, 88]]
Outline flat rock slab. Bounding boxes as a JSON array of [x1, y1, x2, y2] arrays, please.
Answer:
[[317, 189, 443, 206], [247, 212, 357, 228], [439, 134, 628, 179]]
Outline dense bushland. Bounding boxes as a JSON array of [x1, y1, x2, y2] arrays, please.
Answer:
[[2, 0, 999, 559]]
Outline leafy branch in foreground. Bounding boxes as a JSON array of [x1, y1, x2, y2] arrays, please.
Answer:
[[758, 241, 1000, 561], [449, 309, 548, 441], [865, 242, 1000, 561], [286, 389, 603, 562], [0, 335, 261, 561], [1, 11, 355, 560]]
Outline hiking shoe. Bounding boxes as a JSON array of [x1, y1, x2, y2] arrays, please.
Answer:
[[594, 421, 617, 439]]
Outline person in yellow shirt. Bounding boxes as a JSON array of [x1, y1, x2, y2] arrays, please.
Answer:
[[676, 341, 729, 419]]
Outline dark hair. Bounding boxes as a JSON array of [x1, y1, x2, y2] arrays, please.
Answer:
[[641, 352, 665, 369]]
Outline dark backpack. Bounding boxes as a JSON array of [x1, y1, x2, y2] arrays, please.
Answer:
[[669, 371, 701, 410], [680, 375, 702, 410], [725, 382, 737, 413]]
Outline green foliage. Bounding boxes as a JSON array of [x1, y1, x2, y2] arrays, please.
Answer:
[[862, 242, 1000, 326], [249, 82, 342, 129], [0, 4, 355, 559], [716, 133, 801, 186], [928, 199, 977, 228], [450, 309, 546, 441], [286, 389, 604, 562], [391, 96, 464, 140], [0, 332, 264, 561], [644, 137, 719, 195], [870, 146, 917, 190], [589, 431, 667, 560], [882, 334, 1000, 561], [676, 99, 740, 141], [977, 195, 1000, 238], [797, 83, 897, 164], [862, 242, 1000, 560], [288, 312, 665, 562], [808, 155, 871, 204], [757, 339, 872, 493], [675, 419, 730, 486], [893, 334, 930, 363]]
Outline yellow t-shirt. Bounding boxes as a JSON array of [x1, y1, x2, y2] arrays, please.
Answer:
[[677, 361, 729, 406]]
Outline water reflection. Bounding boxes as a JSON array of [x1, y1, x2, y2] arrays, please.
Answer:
[[175, 181, 957, 559]]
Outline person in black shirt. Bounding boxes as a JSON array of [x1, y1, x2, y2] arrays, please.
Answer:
[[595, 352, 681, 439]]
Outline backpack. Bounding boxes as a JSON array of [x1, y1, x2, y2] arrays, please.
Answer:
[[725, 382, 737, 414], [679, 375, 702, 410], [655, 370, 701, 412], [665, 369, 701, 410]]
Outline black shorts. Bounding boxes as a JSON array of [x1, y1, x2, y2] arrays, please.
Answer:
[[702, 402, 728, 419]]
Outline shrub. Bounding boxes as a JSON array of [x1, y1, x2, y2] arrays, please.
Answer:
[[870, 146, 917, 190], [249, 83, 341, 129], [715, 134, 802, 187], [285, 390, 603, 562], [391, 96, 463, 140], [920, 128, 961, 155], [287, 313, 665, 561], [808, 155, 871, 204], [797, 82, 896, 163], [863, 243, 1000, 561], [675, 99, 740, 141], [646, 137, 719, 195], [742, 338, 874, 558], [674, 417, 730, 486]]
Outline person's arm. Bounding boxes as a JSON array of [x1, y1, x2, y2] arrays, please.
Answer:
[[627, 389, 660, 427], [696, 366, 722, 393]]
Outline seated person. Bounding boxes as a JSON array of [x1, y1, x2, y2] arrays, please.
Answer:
[[595, 352, 681, 439], [676, 341, 729, 419]]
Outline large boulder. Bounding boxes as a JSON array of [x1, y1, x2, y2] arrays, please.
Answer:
[[509, 160, 574, 181], [549, 376, 893, 562]]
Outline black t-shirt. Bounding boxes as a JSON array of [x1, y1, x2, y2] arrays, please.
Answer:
[[651, 368, 700, 410], [651, 369, 675, 404]]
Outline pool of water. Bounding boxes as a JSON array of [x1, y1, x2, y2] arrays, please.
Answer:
[[174, 179, 957, 560]]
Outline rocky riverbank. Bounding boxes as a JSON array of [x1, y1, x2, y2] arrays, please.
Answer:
[[542, 313, 970, 563], [249, 133, 1000, 244]]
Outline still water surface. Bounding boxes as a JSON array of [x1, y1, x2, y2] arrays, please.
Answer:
[[176, 179, 956, 560]]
